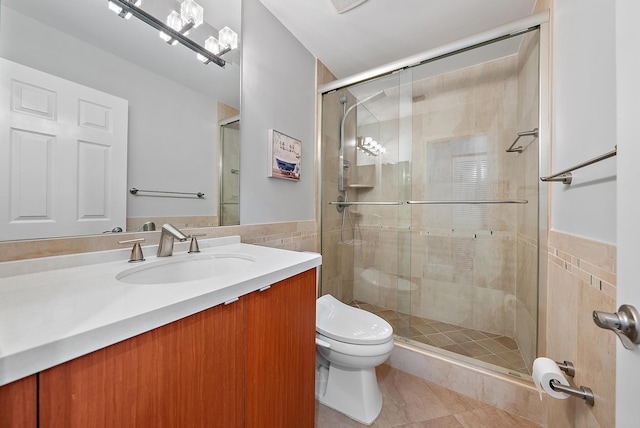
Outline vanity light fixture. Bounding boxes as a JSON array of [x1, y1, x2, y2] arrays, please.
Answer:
[[107, 0, 238, 68], [357, 136, 386, 156]]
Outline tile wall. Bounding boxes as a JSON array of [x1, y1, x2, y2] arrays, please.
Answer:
[[319, 62, 356, 303], [545, 230, 616, 428], [0, 221, 318, 263]]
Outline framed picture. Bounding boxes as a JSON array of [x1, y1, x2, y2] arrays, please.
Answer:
[[267, 129, 301, 181]]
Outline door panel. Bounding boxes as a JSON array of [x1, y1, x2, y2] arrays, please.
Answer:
[[0, 58, 128, 240]]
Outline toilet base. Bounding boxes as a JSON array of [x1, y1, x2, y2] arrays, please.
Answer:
[[316, 363, 383, 425]]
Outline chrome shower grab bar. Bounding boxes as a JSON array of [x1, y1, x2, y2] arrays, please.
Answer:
[[129, 187, 205, 198], [506, 128, 538, 153], [540, 146, 617, 184], [328, 201, 403, 206], [407, 199, 528, 205]]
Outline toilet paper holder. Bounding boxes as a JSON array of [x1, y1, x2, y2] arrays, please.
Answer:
[[555, 360, 575, 377], [548, 380, 594, 406], [550, 360, 595, 406]]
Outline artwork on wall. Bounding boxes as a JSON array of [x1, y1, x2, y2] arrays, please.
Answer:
[[267, 129, 301, 181]]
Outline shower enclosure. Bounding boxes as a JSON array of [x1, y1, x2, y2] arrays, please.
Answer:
[[219, 117, 240, 226], [320, 28, 541, 376]]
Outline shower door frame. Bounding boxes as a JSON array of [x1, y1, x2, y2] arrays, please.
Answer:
[[317, 13, 551, 378]]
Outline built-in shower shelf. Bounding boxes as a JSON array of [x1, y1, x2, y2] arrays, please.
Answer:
[[348, 184, 374, 189]]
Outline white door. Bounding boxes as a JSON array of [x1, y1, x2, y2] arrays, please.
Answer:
[[0, 58, 128, 240], [616, 2, 640, 426]]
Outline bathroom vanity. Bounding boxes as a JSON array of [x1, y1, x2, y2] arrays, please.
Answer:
[[0, 236, 320, 427]]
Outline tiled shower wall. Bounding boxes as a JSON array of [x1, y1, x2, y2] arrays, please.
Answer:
[[319, 61, 356, 304]]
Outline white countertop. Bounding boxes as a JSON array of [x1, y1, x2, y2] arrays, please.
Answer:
[[0, 236, 321, 386]]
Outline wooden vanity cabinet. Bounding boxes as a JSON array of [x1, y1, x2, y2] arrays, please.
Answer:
[[0, 375, 37, 428], [39, 296, 245, 428], [246, 268, 316, 428], [33, 269, 316, 427]]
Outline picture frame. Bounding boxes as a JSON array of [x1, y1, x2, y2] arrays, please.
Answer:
[[267, 129, 301, 181]]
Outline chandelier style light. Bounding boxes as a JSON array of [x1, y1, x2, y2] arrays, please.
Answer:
[[107, 0, 238, 68]]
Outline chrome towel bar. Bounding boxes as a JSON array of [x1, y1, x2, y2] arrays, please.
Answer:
[[129, 187, 205, 198], [506, 128, 538, 153], [328, 201, 403, 206], [329, 200, 528, 206], [540, 146, 617, 184], [407, 199, 528, 205]]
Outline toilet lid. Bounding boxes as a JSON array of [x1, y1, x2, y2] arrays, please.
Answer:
[[316, 294, 393, 345]]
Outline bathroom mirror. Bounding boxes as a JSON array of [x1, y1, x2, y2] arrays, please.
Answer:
[[0, 0, 241, 240]]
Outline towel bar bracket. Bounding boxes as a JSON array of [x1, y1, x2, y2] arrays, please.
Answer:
[[540, 172, 572, 184]]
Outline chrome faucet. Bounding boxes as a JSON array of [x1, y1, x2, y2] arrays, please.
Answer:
[[157, 223, 188, 257]]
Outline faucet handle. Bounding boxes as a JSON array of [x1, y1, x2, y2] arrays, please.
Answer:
[[118, 238, 145, 263], [188, 233, 206, 253]]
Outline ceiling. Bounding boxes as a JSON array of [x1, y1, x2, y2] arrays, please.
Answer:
[[258, 0, 538, 79]]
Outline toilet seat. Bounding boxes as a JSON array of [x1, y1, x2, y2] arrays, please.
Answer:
[[316, 332, 394, 357], [316, 294, 393, 345]]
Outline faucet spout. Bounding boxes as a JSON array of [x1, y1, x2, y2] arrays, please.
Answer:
[[157, 223, 188, 257]]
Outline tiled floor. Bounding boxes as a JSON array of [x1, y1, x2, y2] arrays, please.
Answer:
[[315, 365, 542, 427], [352, 301, 530, 375]]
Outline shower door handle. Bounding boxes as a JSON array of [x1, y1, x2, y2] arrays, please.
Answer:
[[593, 304, 640, 350]]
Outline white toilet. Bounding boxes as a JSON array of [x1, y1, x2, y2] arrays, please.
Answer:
[[315, 294, 394, 425]]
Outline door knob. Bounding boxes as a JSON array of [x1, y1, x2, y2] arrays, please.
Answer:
[[593, 304, 640, 350]]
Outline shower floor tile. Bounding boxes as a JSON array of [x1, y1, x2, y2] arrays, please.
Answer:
[[351, 301, 530, 375]]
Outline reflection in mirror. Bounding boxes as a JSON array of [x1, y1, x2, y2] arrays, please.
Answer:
[[0, 0, 241, 242], [219, 117, 240, 226]]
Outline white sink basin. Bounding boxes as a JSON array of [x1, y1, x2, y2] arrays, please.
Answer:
[[116, 254, 256, 285]]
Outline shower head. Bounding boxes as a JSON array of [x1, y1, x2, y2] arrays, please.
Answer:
[[338, 89, 386, 192]]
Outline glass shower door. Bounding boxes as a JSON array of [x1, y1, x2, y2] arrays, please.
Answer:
[[320, 27, 540, 377]]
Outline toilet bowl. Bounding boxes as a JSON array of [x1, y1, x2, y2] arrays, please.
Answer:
[[315, 294, 394, 425]]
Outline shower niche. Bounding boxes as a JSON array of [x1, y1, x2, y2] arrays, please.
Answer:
[[321, 28, 541, 376]]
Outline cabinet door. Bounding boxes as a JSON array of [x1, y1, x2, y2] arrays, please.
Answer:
[[39, 300, 245, 428], [245, 269, 316, 428], [0, 375, 37, 428]]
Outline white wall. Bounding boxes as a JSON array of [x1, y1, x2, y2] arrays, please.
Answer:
[[0, 7, 221, 219], [551, 0, 616, 243], [239, 0, 316, 225]]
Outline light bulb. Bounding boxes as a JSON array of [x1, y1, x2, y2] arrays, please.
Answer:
[[197, 36, 223, 62], [180, 0, 204, 28], [160, 11, 185, 45], [219, 26, 238, 50]]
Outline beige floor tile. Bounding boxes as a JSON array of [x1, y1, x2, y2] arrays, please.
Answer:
[[443, 330, 473, 343], [425, 333, 456, 347], [414, 323, 440, 335], [476, 338, 510, 354], [458, 329, 489, 340], [454, 407, 541, 428], [459, 341, 492, 357], [493, 336, 519, 350], [401, 415, 464, 427], [425, 382, 489, 414]]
